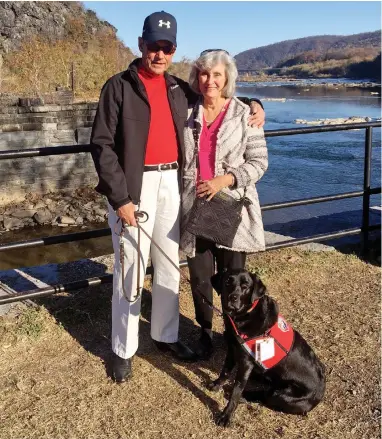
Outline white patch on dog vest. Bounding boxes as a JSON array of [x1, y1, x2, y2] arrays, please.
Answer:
[[255, 338, 275, 362]]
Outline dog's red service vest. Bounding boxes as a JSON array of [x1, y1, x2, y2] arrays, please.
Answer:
[[228, 300, 294, 370]]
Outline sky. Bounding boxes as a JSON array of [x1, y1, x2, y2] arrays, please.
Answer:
[[83, 1, 382, 61]]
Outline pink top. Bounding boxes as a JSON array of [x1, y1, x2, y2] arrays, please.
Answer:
[[198, 100, 230, 181]]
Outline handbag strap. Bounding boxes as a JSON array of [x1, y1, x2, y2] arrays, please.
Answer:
[[192, 105, 200, 171]]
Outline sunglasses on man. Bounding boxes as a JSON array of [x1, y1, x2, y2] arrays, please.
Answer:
[[145, 41, 176, 55], [200, 49, 230, 56]]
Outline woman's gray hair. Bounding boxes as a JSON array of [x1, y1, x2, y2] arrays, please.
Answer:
[[189, 50, 238, 98]]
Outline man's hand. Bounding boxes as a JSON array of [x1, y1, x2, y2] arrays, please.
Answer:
[[248, 101, 265, 128], [116, 202, 137, 227], [197, 175, 234, 201]]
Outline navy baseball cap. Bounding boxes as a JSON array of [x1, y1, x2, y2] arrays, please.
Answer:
[[142, 11, 177, 47]]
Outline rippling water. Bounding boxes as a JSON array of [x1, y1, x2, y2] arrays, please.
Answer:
[[236, 81, 381, 236], [1, 80, 381, 270]]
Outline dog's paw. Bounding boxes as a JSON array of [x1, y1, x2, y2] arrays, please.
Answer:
[[206, 380, 221, 392], [216, 411, 231, 428]]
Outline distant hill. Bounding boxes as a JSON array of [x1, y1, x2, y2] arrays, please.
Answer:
[[235, 31, 381, 70]]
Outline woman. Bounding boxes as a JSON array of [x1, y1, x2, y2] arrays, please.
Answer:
[[180, 49, 268, 359]]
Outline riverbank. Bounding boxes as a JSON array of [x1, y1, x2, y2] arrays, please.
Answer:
[[0, 248, 380, 439], [238, 76, 381, 89], [294, 116, 380, 125], [0, 187, 106, 232]]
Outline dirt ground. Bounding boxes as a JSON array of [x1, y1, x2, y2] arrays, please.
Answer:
[[0, 248, 380, 439]]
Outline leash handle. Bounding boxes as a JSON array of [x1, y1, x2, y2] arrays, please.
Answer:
[[118, 210, 148, 303], [135, 211, 149, 223]]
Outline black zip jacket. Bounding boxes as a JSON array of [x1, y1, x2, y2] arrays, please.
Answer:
[[90, 58, 262, 210]]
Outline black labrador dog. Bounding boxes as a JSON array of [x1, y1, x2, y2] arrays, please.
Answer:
[[209, 268, 326, 427]]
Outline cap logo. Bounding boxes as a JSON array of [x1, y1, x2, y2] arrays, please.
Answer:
[[158, 20, 171, 28]]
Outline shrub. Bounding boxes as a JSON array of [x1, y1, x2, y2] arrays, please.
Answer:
[[3, 21, 135, 99]]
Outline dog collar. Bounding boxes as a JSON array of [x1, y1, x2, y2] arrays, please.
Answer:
[[247, 299, 259, 313]]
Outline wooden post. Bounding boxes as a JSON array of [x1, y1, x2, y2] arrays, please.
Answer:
[[71, 62, 75, 96]]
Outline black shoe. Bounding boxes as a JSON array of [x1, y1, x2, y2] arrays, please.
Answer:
[[111, 353, 132, 383], [154, 340, 198, 362], [194, 330, 214, 360]]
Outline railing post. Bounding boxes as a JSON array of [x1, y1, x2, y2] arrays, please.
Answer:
[[361, 127, 372, 256], [71, 61, 75, 95]]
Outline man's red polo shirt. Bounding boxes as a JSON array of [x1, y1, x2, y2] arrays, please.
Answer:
[[138, 67, 178, 165]]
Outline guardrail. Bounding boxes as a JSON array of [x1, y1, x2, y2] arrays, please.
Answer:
[[0, 121, 380, 305]]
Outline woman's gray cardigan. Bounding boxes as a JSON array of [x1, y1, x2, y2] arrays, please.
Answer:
[[180, 96, 268, 258]]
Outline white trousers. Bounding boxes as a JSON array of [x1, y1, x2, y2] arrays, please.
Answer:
[[108, 169, 180, 359]]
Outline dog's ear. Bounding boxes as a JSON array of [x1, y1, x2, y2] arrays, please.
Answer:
[[263, 295, 279, 328], [211, 270, 226, 295], [249, 272, 267, 302]]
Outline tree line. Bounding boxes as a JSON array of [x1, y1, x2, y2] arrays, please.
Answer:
[[273, 48, 381, 80]]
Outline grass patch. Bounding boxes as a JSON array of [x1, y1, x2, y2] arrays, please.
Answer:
[[0, 306, 47, 345], [0, 248, 380, 439], [15, 307, 46, 339]]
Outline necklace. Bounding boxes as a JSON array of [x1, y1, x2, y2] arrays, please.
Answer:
[[204, 99, 227, 124]]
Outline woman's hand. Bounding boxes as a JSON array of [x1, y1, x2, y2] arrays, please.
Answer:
[[197, 174, 234, 201]]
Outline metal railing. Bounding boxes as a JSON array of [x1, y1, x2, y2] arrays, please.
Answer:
[[0, 121, 380, 305]]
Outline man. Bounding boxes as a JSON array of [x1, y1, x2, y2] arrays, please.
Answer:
[[91, 11, 265, 383]]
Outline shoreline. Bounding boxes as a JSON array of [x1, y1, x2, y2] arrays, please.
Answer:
[[237, 76, 381, 88]]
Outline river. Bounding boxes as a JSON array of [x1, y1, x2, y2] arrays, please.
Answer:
[[237, 80, 381, 239], [0, 79, 381, 271]]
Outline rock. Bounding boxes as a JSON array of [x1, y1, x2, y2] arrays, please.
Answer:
[[10, 209, 36, 219], [85, 213, 95, 222], [3, 216, 24, 230], [47, 204, 59, 214], [262, 98, 286, 102], [58, 215, 76, 225], [33, 209, 53, 225], [326, 118, 348, 125], [33, 201, 46, 210], [345, 116, 368, 123], [0, 1, 117, 54], [22, 218, 35, 227], [0, 187, 109, 232], [84, 202, 94, 210], [306, 120, 323, 125], [67, 205, 79, 216], [295, 116, 373, 126], [93, 206, 108, 217]]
